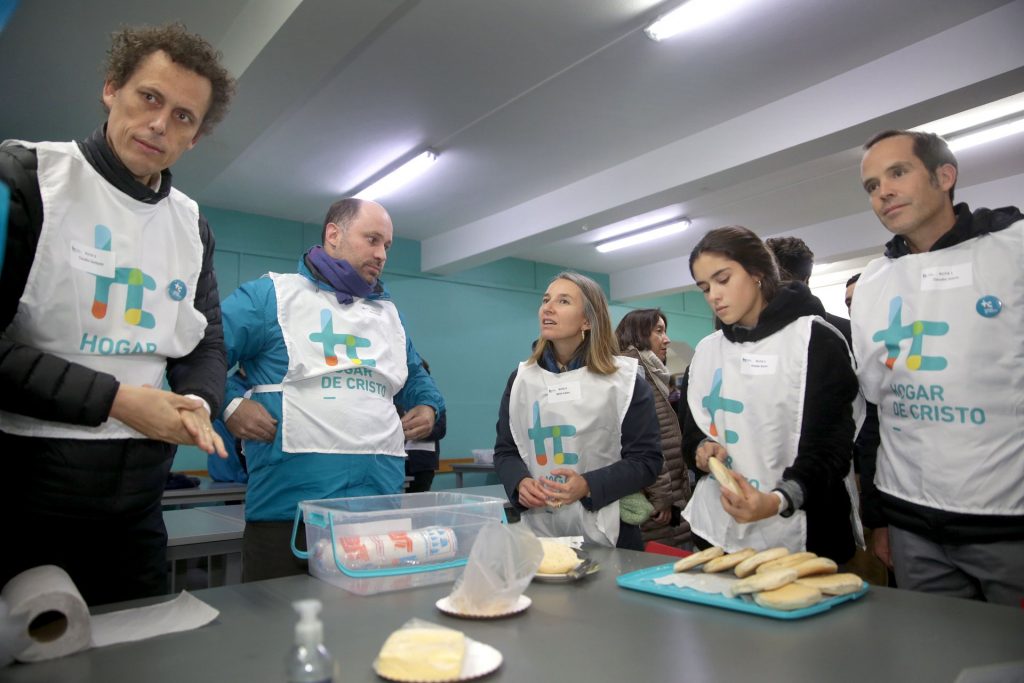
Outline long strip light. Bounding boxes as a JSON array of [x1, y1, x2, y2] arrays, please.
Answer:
[[947, 116, 1024, 152], [596, 219, 690, 253], [354, 150, 438, 201], [911, 92, 1024, 153], [644, 0, 747, 42]]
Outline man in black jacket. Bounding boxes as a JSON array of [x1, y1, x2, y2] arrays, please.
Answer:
[[0, 24, 236, 604], [852, 129, 1024, 605]]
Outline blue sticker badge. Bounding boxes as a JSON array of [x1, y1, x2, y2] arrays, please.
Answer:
[[976, 295, 1001, 318], [168, 279, 188, 301]]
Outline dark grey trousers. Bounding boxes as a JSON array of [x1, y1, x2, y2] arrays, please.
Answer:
[[889, 526, 1024, 607]]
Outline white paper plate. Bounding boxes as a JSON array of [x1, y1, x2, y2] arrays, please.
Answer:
[[435, 594, 531, 619], [373, 638, 503, 682]]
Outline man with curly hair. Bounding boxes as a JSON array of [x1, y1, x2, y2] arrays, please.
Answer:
[[0, 24, 236, 604]]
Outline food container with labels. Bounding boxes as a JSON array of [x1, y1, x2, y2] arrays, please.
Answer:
[[292, 492, 507, 595]]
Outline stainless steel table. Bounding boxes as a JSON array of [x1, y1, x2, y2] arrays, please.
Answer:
[[6, 547, 1023, 682], [162, 477, 247, 507], [163, 508, 244, 590]]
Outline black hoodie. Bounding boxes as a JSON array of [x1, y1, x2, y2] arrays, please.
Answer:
[[680, 282, 860, 562]]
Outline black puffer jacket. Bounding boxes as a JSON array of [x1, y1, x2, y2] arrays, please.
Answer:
[[0, 126, 226, 421]]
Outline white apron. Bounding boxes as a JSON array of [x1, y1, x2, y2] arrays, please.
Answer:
[[684, 317, 863, 553], [256, 273, 408, 455], [0, 140, 207, 439], [508, 357, 636, 547], [851, 222, 1024, 516]]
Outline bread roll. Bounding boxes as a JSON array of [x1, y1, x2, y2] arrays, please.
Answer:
[[376, 627, 466, 681], [538, 540, 581, 574], [756, 551, 817, 574], [703, 548, 756, 573], [672, 546, 725, 572], [708, 457, 742, 496], [734, 547, 789, 578], [730, 567, 798, 596], [796, 573, 864, 596], [792, 557, 838, 578], [754, 583, 823, 611]]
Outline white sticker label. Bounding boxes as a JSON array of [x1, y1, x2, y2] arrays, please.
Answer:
[[740, 354, 778, 375], [920, 263, 972, 291], [70, 240, 115, 278], [360, 302, 382, 316], [547, 382, 581, 403]]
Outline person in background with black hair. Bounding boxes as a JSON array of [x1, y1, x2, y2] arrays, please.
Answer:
[[766, 235, 851, 345]]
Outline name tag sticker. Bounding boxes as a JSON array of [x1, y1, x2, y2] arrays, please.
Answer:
[[740, 354, 777, 375], [920, 263, 972, 291], [360, 303, 382, 317], [547, 382, 581, 403], [69, 240, 115, 278]]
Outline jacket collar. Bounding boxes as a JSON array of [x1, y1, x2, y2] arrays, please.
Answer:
[[883, 203, 1024, 258], [77, 125, 174, 205]]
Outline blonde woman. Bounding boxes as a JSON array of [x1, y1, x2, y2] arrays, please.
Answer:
[[493, 272, 662, 550]]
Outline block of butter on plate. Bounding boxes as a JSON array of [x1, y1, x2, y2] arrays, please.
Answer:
[[538, 539, 581, 574], [376, 625, 466, 681]]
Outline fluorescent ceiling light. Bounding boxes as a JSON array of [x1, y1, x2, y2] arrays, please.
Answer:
[[645, 0, 747, 42], [912, 92, 1024, 137], [947, 117, 1024, 152], [596, 219, 690, 253], [354, 150, 438, 201]]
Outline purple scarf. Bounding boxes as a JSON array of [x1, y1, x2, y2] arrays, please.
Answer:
[[305, 245, 375, 305]]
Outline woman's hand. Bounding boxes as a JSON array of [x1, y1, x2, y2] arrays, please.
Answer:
[[516, 477, 549, 508], [695, 439, 728, 472], [719, 471, 781, 523], [538, 468, 591, 507]]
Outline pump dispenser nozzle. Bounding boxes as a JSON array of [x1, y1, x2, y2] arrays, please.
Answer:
[[292, 599, 323, 646], [287, 599, 335, 682]]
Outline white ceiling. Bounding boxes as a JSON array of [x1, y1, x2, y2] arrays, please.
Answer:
[[2, 0, 1022, 300]]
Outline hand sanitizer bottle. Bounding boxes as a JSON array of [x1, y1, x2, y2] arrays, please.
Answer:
[[286, 599, 337, 683]]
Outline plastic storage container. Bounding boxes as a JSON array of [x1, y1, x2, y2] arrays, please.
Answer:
[[292, 491, 507, 595]]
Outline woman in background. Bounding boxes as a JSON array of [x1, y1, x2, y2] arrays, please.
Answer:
[[680, 226, 860, 563], [615, 309, 692, 549], [493, 272, 661, 550]]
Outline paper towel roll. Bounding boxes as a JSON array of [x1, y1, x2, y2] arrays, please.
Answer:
[[0, 565, 92, 663]]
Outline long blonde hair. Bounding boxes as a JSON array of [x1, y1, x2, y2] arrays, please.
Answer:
[[528, 272, 620, 375]]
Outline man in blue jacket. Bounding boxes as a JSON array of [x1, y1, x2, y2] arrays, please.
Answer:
[[221, 198, 444, 580]]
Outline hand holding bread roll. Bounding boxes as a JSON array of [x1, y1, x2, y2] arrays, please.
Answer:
[[708, 457, 742, 497]]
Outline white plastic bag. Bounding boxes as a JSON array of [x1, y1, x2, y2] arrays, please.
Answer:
[[447, 522, 542, 615]]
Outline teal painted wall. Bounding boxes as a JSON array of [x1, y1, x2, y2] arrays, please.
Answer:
[[174, 206, 714, 488]]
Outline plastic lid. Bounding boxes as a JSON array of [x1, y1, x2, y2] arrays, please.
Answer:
[[292, 599, 323, 646]]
